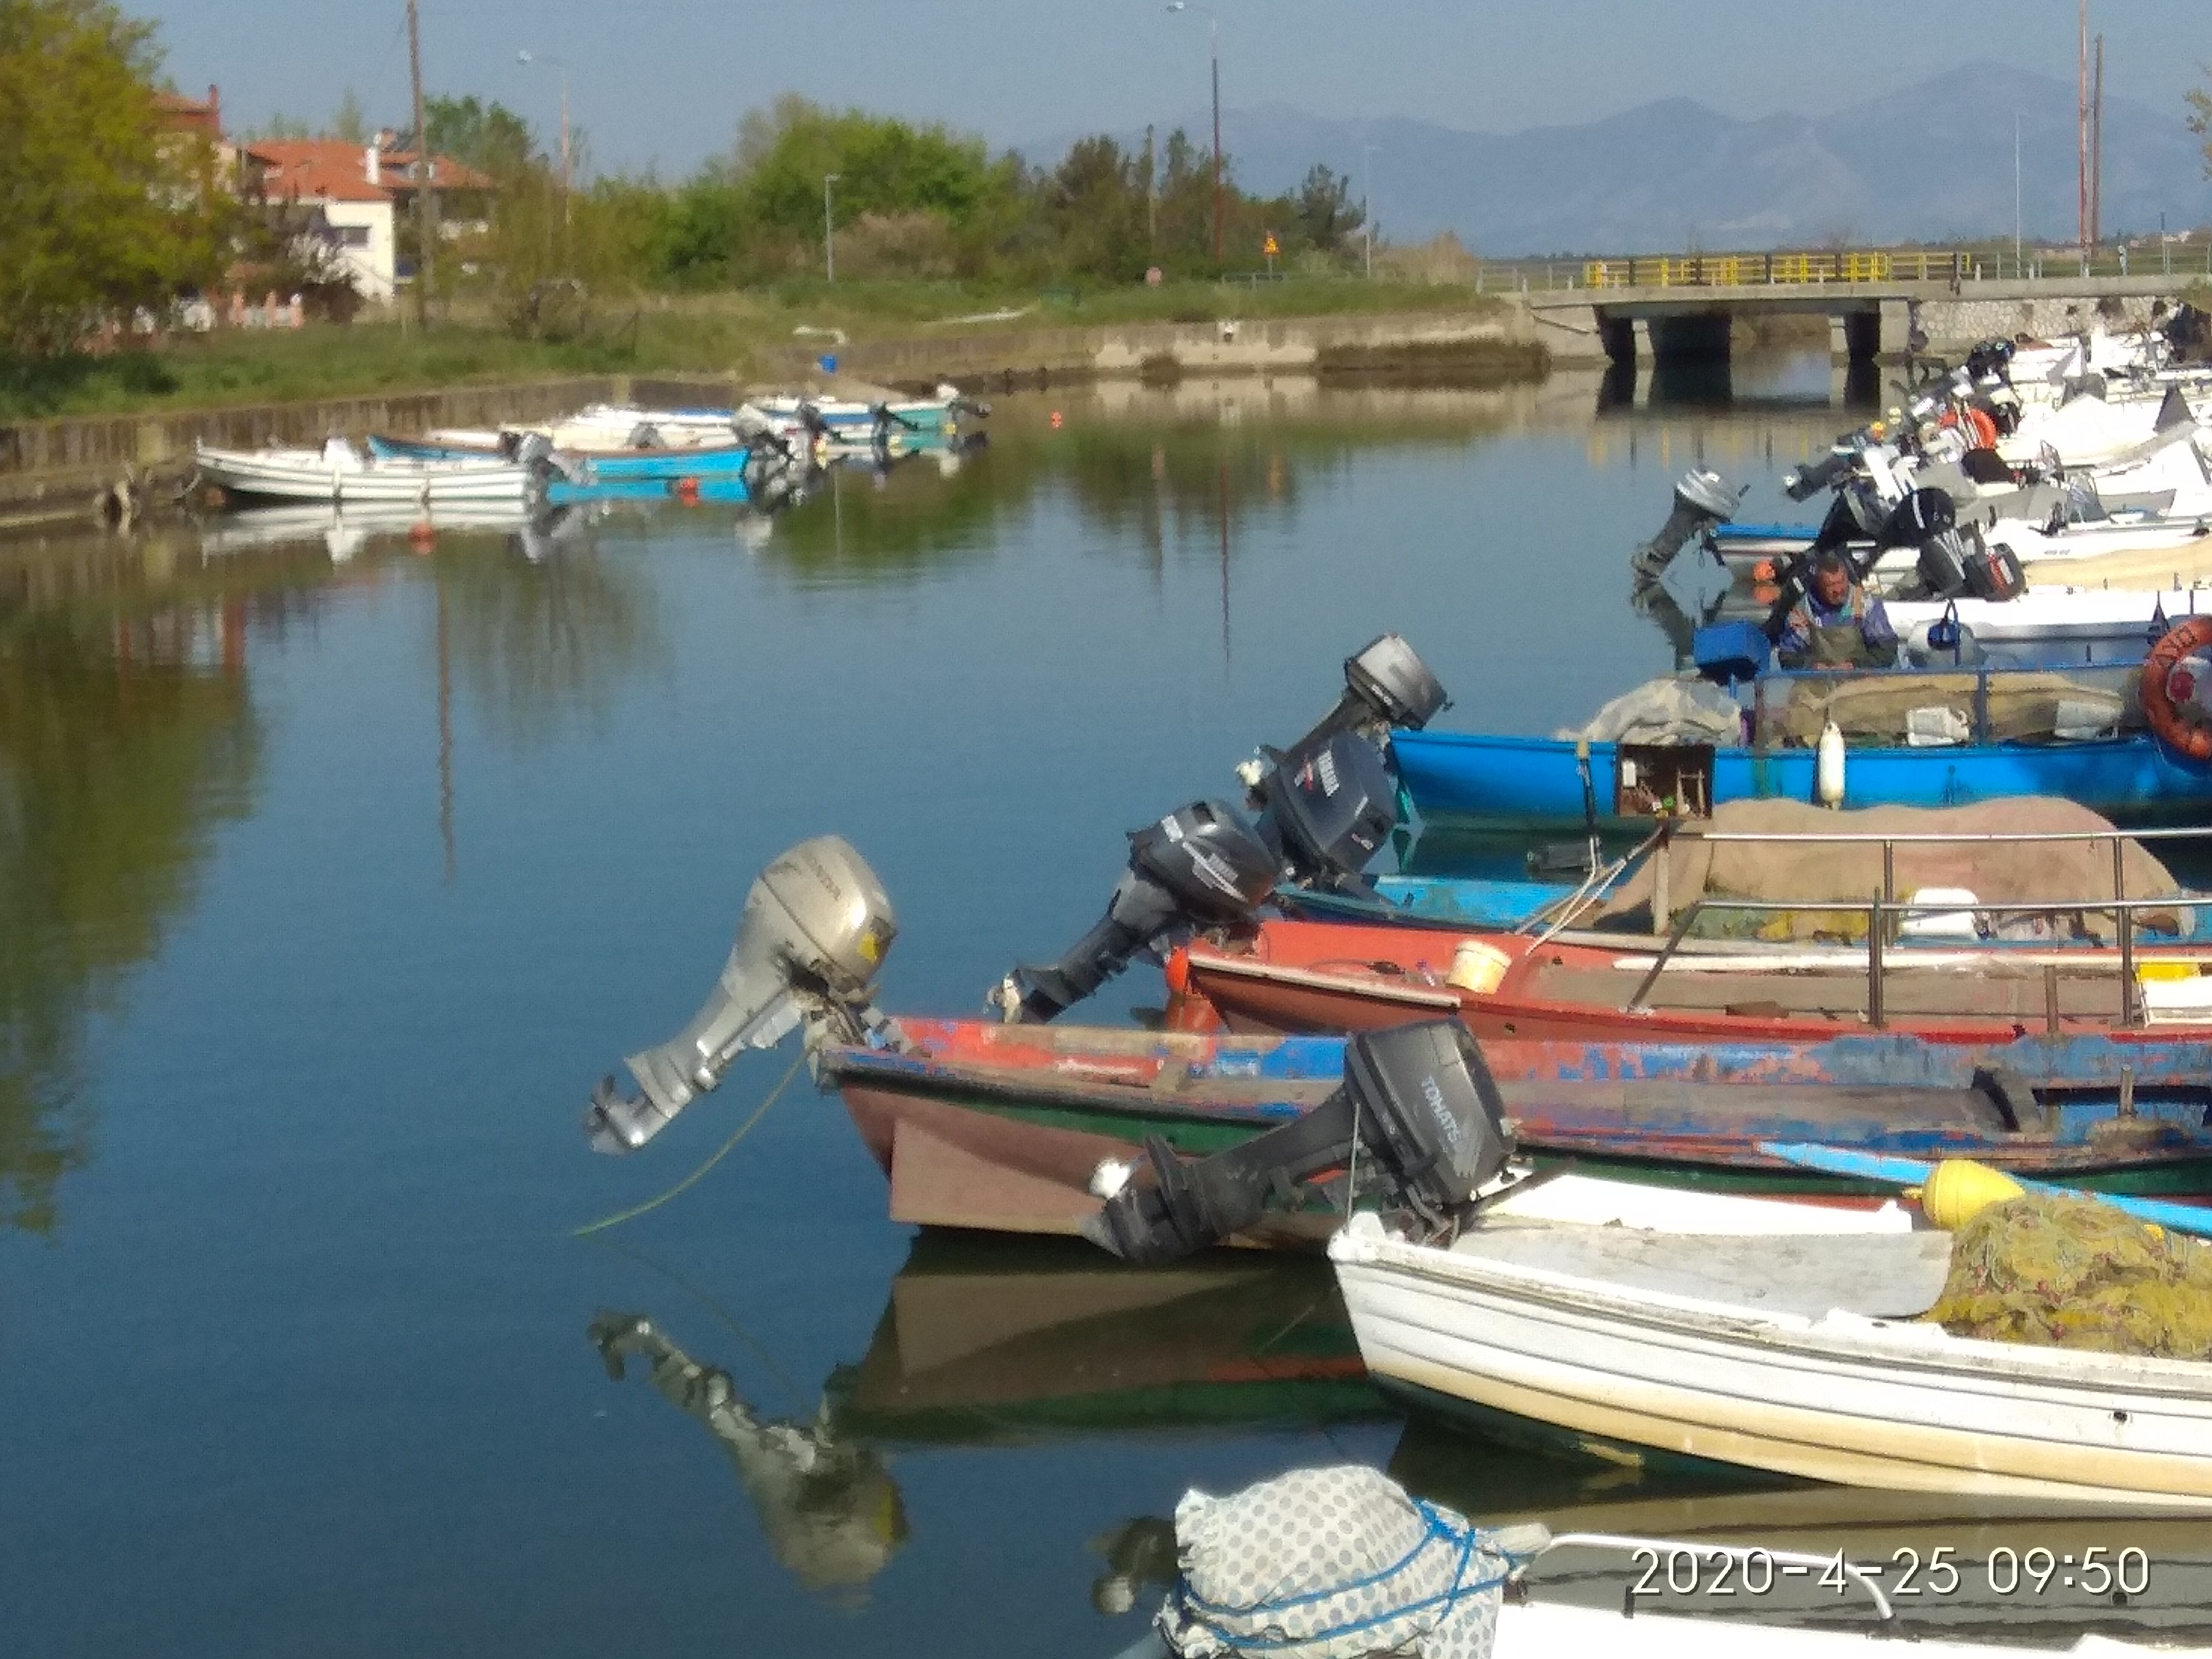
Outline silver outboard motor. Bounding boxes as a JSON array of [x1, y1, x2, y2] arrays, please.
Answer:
[[1630, 468, 1741, 583], [585, 836, 898, 1153]]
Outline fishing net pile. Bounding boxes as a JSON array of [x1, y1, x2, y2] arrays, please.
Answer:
[[1596, 797, 2186, 943], [1763, 669, 2138, 749], [1925, 1193, 2212, 1361], [1153, 1465, 1538, 1659]]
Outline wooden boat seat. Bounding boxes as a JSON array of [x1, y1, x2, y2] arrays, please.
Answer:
[[1452, 1223, 1955, 1319], [1527, 962, 2135, 1023]]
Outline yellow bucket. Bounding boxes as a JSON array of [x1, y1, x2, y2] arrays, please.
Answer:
[[1921, 1159, 2026, 1231], [1446, 940, 1512, 996]]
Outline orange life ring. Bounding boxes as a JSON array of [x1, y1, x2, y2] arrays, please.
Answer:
[[1939, 406, 1999, 448], [2140, 615, 2212, 760]]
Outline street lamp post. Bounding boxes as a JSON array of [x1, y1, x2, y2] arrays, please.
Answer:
[[1167, 1, 1222, 262], [824, 173, 841, 282], [517, 49, 572, 226], [1362, 141, 1378, 279]]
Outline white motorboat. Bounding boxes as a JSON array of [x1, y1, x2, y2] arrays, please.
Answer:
[[1886, 580, 2212, 659], [194, 438, 536, 505], [1329, 1176, 2212, 1506]]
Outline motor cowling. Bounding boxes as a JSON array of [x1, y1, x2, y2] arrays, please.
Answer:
[[1082, 1019, 1516, 1264], [1260, 728, 1400, 890], [585, 836, 897, 1153], [1630, 468, 1740, 582], [994, 801, 1279, 1024]]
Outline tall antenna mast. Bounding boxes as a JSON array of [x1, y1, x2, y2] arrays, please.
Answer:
[[2091, 32, 2104, 248], [2070, 0, 2088, 264], [407, 0, 434, 324]]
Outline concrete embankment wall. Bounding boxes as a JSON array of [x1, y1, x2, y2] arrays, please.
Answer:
[[766, 307, 1547, 389], [0, 374, 740, 531]]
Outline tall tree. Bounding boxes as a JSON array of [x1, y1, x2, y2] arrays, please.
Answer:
[[331, 85, 366, 143], [0, 0, 226, 356], [424, 93, 534, 177], [2190, 69, 2211, 178]]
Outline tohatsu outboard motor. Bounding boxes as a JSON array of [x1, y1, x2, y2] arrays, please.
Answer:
[[990, 638, 1447, 1024], [1083, 1020, 1516, 1265], [584, 836, 898, 1154], [1630, 467, 1742, 583]]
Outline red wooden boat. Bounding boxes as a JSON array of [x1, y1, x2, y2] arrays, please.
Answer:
[[1172, 918, 2212, 1045]]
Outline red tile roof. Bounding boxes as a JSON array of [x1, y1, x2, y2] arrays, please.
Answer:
[[155, 85, 223, 138], [240, 139, 497, 205]]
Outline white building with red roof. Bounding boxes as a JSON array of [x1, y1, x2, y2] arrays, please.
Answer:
[[240, 137, 496, 302]]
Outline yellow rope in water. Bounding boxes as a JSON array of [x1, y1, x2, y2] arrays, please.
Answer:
[[572, 1052, 806, 1237]]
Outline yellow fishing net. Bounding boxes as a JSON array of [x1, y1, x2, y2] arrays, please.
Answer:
[[1925, 1194, 2212, 1361]]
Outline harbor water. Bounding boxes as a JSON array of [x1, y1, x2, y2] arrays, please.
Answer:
[[17, 358, 2202, 1655]]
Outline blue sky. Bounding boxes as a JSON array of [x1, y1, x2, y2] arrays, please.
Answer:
[[151, 0, 2212, 176]]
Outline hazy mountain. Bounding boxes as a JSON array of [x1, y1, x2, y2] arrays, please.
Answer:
[[1021, 62, 2210, 256]]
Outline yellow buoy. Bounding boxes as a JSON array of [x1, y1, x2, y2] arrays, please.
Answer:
[[1921, 1159, 2027, 1230]]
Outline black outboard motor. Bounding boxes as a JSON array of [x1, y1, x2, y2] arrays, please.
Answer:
[[991, 638, 1446, 1023], [992, 800, 1280, 1023], [1630, 468, 1741, 583], [1782, 443, 1862, 502], [1083, 1020, 1515, 1264], [1242, 633, 1447, 878]]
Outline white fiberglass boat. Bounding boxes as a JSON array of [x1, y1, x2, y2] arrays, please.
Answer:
[[1329, 1176, 2212, 1506], [194, 438, 535, 505]]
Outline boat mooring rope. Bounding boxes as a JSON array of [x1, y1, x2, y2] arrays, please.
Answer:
[[571, 1053, 806, 1237]]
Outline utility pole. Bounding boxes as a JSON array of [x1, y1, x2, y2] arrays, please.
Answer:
[[2076, 0, 2089, 270], [2013, 111, 2022, 278], [1144, 123, 1157, 256], [1209, 15, 1222, 262], [407, 0, 434, 323], [823, 173, 839, 281], [2091, 32, 2104, 250]]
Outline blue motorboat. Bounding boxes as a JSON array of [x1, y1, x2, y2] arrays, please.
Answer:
[[542, 475, 751, 506], [1392, 658, 2212, 831], [1272, 874, 1582, 929]]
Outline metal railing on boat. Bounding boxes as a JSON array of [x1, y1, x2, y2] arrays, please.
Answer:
[[1612, 822, 2212, 1029]]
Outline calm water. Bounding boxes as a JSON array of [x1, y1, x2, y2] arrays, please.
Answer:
[[19, 360, 2187, 1656]]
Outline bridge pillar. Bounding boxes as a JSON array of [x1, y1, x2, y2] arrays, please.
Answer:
[[1844, 312, 1883, 361], [1829, 316, 1852, 363], [1597, 313, 1636, 366]]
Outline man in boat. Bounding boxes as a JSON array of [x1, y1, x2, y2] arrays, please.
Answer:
[[1777, 551, 1897, 669]]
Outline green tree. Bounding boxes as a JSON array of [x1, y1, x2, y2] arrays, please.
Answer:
[[425, 93, 534, 177], [331, 85, 365, 143], [2191, 69, 2211, 177], [0, 0, 228, 355], [1292, 164, 1362, 255]]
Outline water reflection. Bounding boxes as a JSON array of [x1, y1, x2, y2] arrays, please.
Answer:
[[0, 605, 261, 1233], [585, 1236, 1384, 1603]]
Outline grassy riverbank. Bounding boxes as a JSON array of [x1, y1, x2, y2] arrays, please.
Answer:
[[0, 279, 1505, 422]]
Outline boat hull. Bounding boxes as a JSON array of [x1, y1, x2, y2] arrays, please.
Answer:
[[1334, 1221, 2212, 1506], [822, 1020, 2212, 1244], [1390, 727, 2212, 832]]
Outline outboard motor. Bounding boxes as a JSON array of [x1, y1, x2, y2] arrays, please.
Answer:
[[1083, 1019, 1516, 1264], [1782, 443, 1862, 502], [1630, 468, 1741, 583], [991, 801, 1280, 1024], [583, 836, 898, 1153], [990, 638, 1447, 1024], [511, 430, 590, 487]]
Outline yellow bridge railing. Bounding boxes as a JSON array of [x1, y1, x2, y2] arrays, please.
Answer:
[[1580, 250, 1967, 289]]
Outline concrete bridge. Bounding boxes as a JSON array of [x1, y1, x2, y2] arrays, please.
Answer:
[[1522, 267, 2199, 369]]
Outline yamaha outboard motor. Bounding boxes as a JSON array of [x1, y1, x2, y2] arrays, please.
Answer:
[[990, 638, 1447, 1024], [992, 801, 1279, 1024], [1630, 468, 1741, 583], [1083, 1020, 1516, 1264], [584, 836, 898, 1153]]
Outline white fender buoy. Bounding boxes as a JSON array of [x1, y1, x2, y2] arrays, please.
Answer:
[[1816, 718, 1846, 808]]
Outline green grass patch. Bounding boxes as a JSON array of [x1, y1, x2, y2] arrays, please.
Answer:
[[1, 278, 1506, 422]]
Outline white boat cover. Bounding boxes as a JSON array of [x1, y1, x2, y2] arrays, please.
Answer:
[[1558, 678, 1742, 747]]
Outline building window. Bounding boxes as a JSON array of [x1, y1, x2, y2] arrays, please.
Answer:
[[338, 225, 371, 247]]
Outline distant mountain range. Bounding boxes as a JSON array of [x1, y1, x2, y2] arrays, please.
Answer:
[[1021, 62, 2211, 256]]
